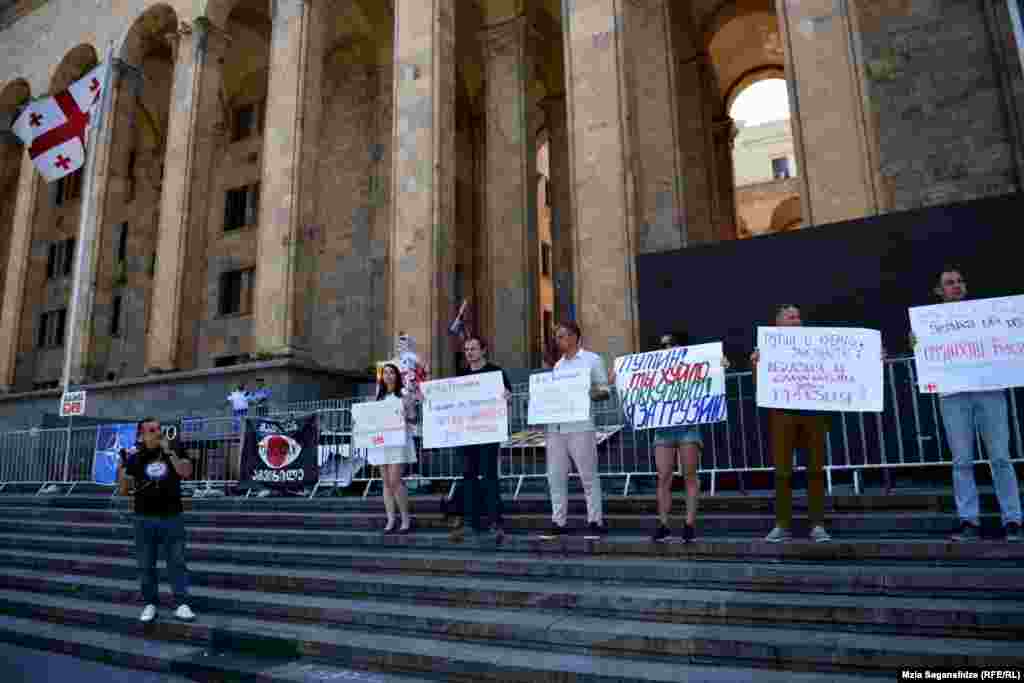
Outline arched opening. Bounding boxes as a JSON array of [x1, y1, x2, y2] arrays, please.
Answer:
[[729, 76, 802, 237], [13, 44, 98, 390], [187, 0, 273, 369], [82, 4, 180, 383], [309, 0, 395, 372], [702, 2, 806, 240]]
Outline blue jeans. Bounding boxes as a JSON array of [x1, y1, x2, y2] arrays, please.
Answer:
[[939, 391, 1022, 526], [652, 425, 703, 448], [135, 515, 189, 605]]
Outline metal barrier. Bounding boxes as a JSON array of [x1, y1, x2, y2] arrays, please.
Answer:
[[1, 357, 1022, 497]]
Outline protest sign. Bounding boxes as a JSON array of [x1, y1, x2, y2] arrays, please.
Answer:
[[756, 327, 883, 412], [527, 369, 590, 425], [909, 295, 1024, 393], [422, 371, 509, 449], [613, 343, 726, 429], [351, 399, 407, 448], [240, 414, 319, 490]]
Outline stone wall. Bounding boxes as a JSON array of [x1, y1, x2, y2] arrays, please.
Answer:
[[854, 0, 1021, 212]]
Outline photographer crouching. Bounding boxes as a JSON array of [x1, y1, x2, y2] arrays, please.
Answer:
[[118, 417, 196, 623]]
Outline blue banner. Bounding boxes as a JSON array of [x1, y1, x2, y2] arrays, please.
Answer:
[[93, 423, 137, 485]]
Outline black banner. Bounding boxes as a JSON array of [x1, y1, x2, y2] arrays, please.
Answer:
[[239, 414, 319, 490]]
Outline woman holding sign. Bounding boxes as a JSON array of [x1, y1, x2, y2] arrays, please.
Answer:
[[372, 363, 421, 534], [609, 333, 731, 543]]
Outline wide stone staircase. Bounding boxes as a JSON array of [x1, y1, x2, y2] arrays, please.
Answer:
[[0, 490, 1021, 681]]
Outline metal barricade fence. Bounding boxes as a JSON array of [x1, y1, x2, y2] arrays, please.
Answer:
[[1, 357, 1023, 497]]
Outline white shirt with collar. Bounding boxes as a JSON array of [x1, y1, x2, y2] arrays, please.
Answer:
[[547, 348, 609, 434]]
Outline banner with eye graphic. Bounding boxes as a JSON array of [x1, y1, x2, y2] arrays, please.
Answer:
[[239, 414, 320, 490]]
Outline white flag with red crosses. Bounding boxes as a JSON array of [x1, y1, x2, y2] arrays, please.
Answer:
[[11, 62, 108, 182]]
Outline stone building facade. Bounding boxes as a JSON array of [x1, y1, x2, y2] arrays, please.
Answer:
[[0, 0, 1022, 404]]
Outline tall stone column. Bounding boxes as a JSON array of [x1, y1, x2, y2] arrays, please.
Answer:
[[0, 152, 38, 391], [539, 95, 574, 326], [562, 0, 639, 362], [253, 0, 328, 359], [776, 0, 880, 225], [147, 19, 229, 372], [389, 0, 457, 376], [479, 16, 539, 370]]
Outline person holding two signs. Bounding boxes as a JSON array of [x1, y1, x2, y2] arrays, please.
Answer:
[[370, 363, 422, 534]]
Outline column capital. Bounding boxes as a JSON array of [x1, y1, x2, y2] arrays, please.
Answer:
[[478, 15, 540, 61], [165, 19, 231, 63]]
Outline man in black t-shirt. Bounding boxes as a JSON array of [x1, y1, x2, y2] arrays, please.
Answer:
[[450, 336, 512, 544], [120, 416, 196, 623]]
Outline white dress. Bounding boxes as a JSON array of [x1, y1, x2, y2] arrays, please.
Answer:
[[366, 394, 418, 466]]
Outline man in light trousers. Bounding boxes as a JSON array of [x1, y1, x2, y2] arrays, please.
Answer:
[[540, 320, 611, 540]]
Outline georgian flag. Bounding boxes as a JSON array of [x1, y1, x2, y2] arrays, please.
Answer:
[[11, 62, 108, 182]]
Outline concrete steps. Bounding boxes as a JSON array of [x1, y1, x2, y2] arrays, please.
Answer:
[[0, 493, 1020, 680]]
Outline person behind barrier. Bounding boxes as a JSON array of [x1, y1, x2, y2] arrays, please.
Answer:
[[751, 305, 832, 543], [119, 416, 196, 623], [372, 363, 421, 534], [609, 333, 731, 543], [911, 266, 1021, 543], [540, 321, 611, 540], [449, 336, 512, 545]]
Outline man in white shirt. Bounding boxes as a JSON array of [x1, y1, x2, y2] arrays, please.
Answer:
[[540, 321, 611, 540]]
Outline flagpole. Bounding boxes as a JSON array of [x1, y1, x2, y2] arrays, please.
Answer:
[[58, 42, 115, 484], [61, 42, 115, 395]]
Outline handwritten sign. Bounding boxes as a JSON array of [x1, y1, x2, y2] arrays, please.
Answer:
[[528, 369, 590, 425], [59, 390, 86, 417], [613, 343, 727, 429], [422, 372, 509, 449], [351, 399, 406, 449], [756, 327, 883, 412], [909, 295, 1024, 393]]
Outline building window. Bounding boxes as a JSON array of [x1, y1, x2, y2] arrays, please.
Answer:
[[224, 184, 260, 231], [37, 309, 67, 349], [771, 157, 792, 180], [543, 309, 553, 340], [46, 239, 76, 280], [54, 169, 83, 206], [541, 242, 552, 277], [110, 295, 123, 337], [116, 222, 128, 263], [219, 268, 255, 316], [214, 354, 248, 368], [232, 103, 260, 142], [545, 178, 552, 207]]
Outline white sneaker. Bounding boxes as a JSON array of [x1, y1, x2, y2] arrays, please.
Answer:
[[174, 604, 196, 621], [809, 526, 831, 543], [256, 489, 272, 498], [764, 526, 792, 543], [139, 604, 157, 623], [40, 484, 60, 494]]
